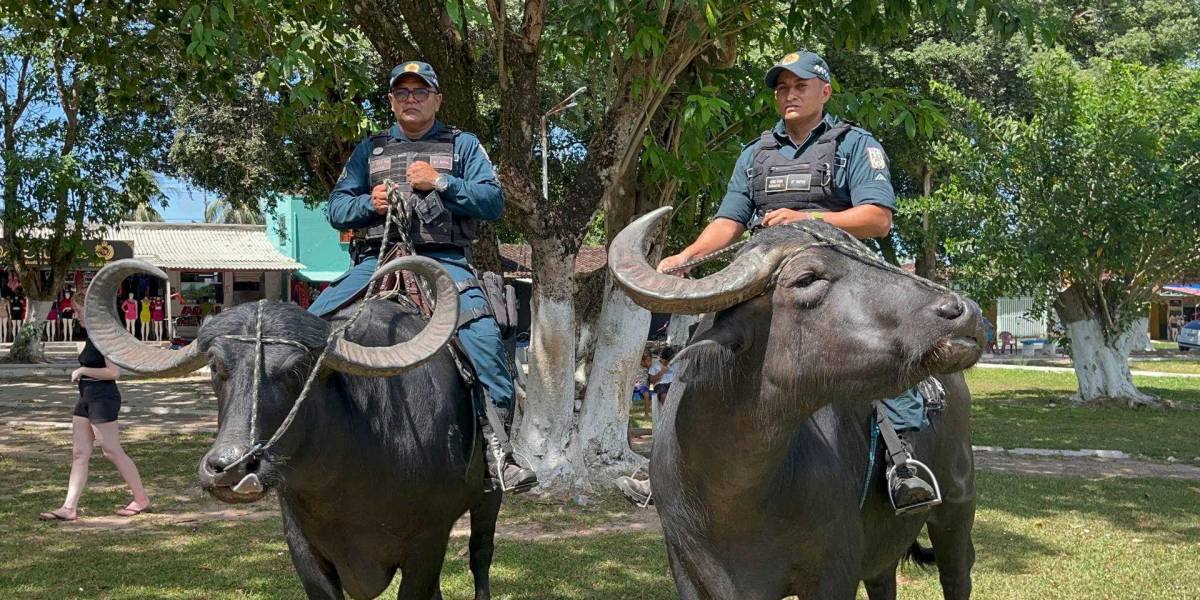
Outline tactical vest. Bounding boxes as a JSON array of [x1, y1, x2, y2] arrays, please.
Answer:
[[360, 126, 475, 250], [748, 122, 854, 219]]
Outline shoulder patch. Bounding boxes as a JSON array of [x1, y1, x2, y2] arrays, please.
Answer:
[[866, 146, 887, 170]]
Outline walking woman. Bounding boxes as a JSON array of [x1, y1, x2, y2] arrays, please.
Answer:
[[39, 295, 151, 521]]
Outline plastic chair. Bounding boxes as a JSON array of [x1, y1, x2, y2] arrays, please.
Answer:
[[998, 331, 1018, 354]]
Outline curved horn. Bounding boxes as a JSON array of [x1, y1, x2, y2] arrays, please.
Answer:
[[608, 207, 791, 314], [84, 259, 206, 377], [324, 256, 460, 377]]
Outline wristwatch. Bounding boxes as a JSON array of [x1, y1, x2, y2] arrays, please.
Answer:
[[434, 173, 450, 193]]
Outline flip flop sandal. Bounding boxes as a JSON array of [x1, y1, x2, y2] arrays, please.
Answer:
[[38, 510, 77, 522], [116, 506, 150, 517]]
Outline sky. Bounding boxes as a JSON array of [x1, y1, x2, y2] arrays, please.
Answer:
[[154, 173, 214, 222]]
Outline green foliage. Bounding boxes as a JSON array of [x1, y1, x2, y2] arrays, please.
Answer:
[[931, 53, 1200, 336]]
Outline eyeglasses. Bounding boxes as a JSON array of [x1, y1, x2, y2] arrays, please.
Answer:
[[390, 88, 436, 102]]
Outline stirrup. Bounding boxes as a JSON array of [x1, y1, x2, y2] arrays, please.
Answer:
[[886, 458, 942, 515]]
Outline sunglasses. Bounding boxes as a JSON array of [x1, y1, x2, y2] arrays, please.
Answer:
[[390, 88, 436, 102]]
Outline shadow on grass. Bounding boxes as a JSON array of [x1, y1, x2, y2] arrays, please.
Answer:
[[976, 471, 1200, 545]]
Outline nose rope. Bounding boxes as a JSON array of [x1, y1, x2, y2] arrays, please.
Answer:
[[214, 181, 432, 474]]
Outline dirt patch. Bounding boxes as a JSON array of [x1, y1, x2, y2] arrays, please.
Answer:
[[975, 453, 1200, 481]]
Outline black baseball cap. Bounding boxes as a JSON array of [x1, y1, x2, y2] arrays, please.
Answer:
[[764, 51, 831, 87], [389, 61, 439, 90]]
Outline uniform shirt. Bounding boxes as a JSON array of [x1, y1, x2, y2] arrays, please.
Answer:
[[326, 120, 504, 231], [714, 113, 897, 226]]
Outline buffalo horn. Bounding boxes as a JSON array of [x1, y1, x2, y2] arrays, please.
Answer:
[[324, 256, 460, 377], [84, 259, 207, 377], [608, 207, 791, 314]]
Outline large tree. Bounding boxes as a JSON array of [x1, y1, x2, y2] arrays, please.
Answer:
[[161, 0, 1033, 492], [0, 14, 172, 361], [933, 52, 1200, 406]]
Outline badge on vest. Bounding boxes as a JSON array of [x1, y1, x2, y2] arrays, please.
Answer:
[[429, 154, 453, 170], [369, 157, 392, 175], [767, 174, 812, 192]]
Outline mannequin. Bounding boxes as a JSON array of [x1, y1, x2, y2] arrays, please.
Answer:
[[138, 296, 151, 341], [150, 296, 164, 341], [0, 295, 10, 343], [120, 293, 137, 335], [59, 291, 75, 341], [45, 300, 59, 342]]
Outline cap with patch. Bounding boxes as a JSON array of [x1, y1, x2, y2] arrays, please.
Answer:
[[389, 61, 439, 91], [764, 51, 831, 87]]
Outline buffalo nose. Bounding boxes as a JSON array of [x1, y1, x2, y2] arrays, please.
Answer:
[[935, 298, 965, 321], [206, 446, 247, 474]]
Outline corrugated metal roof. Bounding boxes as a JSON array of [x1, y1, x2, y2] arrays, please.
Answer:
[[500, 244, 606, 278], [110, 222, 305, 271]]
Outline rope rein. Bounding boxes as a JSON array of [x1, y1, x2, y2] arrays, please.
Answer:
[[218, 179, 418, 471]]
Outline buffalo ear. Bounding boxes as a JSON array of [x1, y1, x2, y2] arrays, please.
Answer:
[[672, 324, 748, 386]]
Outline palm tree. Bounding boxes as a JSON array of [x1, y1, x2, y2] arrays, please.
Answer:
[[204, 198, 265, 224], [124, 170, 167, 221], [126, 203, 164, 222]]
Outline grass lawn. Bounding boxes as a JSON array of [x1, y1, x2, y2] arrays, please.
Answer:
[[2, 428, 1198, 599], [966, 368, 1200, 459]]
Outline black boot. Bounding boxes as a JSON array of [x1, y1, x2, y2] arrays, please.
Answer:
[[889, 461, 936, 511], [482, 407, 538, 494], [875, 401, 940, 515]]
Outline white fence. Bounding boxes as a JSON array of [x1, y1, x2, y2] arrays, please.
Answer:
[[996, 296, 1049, 338]]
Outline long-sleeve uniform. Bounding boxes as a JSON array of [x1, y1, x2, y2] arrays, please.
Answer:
[[716, 113, 927, 432], [310, 121, 515, 412]]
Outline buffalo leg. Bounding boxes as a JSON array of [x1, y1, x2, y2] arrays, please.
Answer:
[[396, 535, 450, 600], [862, 561, 898, 600], [281, 504, 343, 599], [469, 490, 502, 600], [665, 540, 704, 600], [926, 502, 975, 599]]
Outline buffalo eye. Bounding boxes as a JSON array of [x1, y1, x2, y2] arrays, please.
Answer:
[[790, 272, 822, 288]]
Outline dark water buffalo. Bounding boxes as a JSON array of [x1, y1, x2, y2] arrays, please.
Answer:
[[609, 207, 984, 600], [86, 258, 501, 600]]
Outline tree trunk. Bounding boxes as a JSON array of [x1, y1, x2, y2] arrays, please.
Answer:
[[666, 314, 699, 347], [1062, 314, 1159, 408], [573, 275, 650, 482], [1055, 284, 1159, 408], [513, 237, 585, 489], [9, 299, 52, 363]]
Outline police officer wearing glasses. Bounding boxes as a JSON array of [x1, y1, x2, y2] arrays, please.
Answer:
[[620, 51, 940, 514], [312, 61, 538, 494]]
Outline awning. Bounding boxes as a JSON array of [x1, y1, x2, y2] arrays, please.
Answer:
[[109, 222, 305, 271], [1162, 285, 1200, 298], [296, 270, 344, 282]]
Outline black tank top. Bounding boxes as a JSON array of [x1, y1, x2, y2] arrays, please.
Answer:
[[78, 332, 118, 391]]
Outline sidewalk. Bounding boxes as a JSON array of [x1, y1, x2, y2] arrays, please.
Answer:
[[0, 341, 205, 379], [0, 376, 216, 432]]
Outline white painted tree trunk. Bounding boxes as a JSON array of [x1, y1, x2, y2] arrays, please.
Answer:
[[512, 239, 585, 490], [666, 313, 699, 347], [1065, 316, 1158, 407], [575, 276, 650, 482]]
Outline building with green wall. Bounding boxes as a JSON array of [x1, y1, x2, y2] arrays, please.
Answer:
[[267, 196, 350, 306]]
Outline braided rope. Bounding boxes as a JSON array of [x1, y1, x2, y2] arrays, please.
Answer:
[[219, 183, 422, 471]]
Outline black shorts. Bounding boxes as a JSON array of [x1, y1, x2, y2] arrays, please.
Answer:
[[73, 381, 122, 423]]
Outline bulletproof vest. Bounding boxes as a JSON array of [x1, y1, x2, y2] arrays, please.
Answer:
[[748, 122, 854, 219], [361, 126, 475, 250]]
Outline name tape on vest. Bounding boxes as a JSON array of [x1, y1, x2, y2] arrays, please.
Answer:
[[767, 173, 812, 192]]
